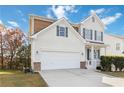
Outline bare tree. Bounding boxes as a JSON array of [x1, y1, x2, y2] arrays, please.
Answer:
[[0, 23, 27, 70], [5, 28, 25, 69]]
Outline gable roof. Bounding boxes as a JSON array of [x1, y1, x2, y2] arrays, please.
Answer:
[[29, 14, 80, 35], [31, 17, 86, 43], [105, 33, 124, 40], [81, 12, 105, 29]]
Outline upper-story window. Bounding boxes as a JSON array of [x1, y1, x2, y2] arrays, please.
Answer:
[[83, 28, 92, 40], [116, 43, 120, 50], [57, 26, 68, 37], [95, 30, 103, 41], [92, 17, 95, 22]]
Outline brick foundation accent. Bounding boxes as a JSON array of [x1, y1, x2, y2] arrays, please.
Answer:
[[80, 61, 87, 69], [34, 62, 41, 72]]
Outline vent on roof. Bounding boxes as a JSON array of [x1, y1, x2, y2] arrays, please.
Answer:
[[92, 17, 95, 22]]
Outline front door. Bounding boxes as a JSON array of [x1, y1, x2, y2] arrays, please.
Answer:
[[86, 48, 100, 69], [86, 48, 93, 69]]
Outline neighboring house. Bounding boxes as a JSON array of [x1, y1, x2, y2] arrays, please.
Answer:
[[103, 34, 124, 56], [29, 13, 124, 71]]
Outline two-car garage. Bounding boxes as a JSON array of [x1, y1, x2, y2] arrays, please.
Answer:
[[40, 51, 81, 70]]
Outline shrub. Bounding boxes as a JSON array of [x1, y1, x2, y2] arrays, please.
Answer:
[[100, 56, 124, 72], [100, 56, 112, 71], [112, 57, 119, 71], [118, 57, 124, 71]]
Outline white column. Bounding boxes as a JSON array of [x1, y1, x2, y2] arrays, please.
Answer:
[[91, 46, 94, 61], [91, 46, 94, 68]]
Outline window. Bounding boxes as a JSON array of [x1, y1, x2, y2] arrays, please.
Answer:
[[94, 49, 100, 59], [94, 31, 103, 41], [57, 26, 68, 37], [97, 32, 102, 41], [84, 28, 92, 40], [59, 27, 65, 36], [94, 50, 97, 59], [116, 43, 120, 50]]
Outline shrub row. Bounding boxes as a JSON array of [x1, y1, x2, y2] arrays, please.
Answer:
[[100, 56, 124, 71]]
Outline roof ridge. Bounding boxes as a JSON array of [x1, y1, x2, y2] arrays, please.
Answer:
[[29, 14, 80, 26], [29, 14, 57, 22], [105, 33, 124, 39]]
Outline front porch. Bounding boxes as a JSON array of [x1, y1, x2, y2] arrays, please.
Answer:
[[85, 42, 108, 69]]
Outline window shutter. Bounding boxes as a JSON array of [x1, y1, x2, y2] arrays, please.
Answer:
[[66, 27, 68, 37], [87, 49, 90, 60], [95, 30, 97, 40], [83, 28, 85, 39], [91, 30, 92, 40], [101, 32, 103, 41], [57, 25, 59, 36], [98, 50, 100, 59]]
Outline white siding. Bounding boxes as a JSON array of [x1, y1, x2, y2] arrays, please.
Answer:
[[80, 15, 104, 42], [104, 34, 124, 56], [31, 18, 85, 70], [34, 19, 84, 53], [81, 16, 104, 32]]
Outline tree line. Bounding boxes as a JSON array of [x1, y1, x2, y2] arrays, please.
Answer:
[[0, 23, 31, 70]]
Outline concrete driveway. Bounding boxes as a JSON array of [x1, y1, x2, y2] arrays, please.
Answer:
[[40, 69, 112, 87]]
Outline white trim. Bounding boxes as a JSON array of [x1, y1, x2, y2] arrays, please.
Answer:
[[39, 48, 82, 53], [105, 33, 124, 39], [40, 49, 81, 53], [92, 13, 105, 28], [85, 42, 108, 47], [29, 14, 56, 22]]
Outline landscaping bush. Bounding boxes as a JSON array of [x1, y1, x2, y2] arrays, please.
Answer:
[[118, 57, 124, 71], [100, 56, 112, 71], [100, 56, 124, 72]]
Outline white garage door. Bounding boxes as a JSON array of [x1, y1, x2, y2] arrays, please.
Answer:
[[40, 51, 80, 70]]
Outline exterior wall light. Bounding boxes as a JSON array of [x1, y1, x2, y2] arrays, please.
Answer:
[[81, 52, 84, 56]]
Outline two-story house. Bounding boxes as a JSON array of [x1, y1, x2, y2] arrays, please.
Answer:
[[29, 13, 124, 71]]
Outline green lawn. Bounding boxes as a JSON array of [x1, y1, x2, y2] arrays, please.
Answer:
[[0, 70, 48, 87], [101, 71, 124, 78]]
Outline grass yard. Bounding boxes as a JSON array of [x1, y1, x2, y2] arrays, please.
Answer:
[[102, 71, 124, 78], [0, 70, 48, 87]]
